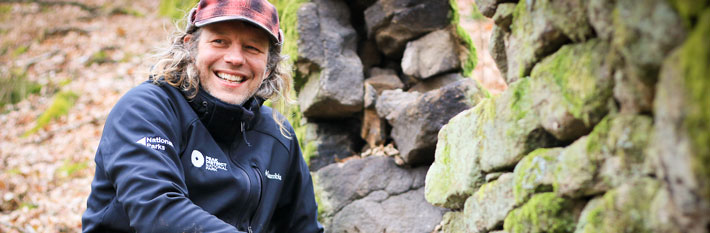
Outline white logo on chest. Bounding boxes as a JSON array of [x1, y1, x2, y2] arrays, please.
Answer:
[[191, 150, 227, 171]]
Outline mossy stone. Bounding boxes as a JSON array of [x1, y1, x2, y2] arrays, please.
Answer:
[[573, 178, 662, 233], [680, 8, 710, 201], [513, 148, 563, 205], [529, 39, 613, 141], [503, 192, 578, 233], [425, 99, 489, 209]]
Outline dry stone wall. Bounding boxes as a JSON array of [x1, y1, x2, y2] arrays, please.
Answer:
[[294, 0, 481, 232], [426, 0, 710, 232]]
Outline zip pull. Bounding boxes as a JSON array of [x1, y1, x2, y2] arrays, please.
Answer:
[[241, 122, 252, 147], [248, 226, 253, 233]]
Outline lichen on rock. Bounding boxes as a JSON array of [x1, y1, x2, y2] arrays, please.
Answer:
[[503, 192, 581, 233], [529, 39, 614, 141], [513, 148, 562, 205]]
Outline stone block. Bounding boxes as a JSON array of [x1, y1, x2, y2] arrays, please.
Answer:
[[610, 0, 687, 114], [529, 39, 614, 141], [439, 211, 466, 233], [408, 72, 463, 93], [304, 120, 362, 171], [513, 148, 562, 205], [365, 0, 451, 57], [492, 3, 516, 29], [313, 156, 433, 231], [503, 192, 583, 233], [489, 25, 510, 82], [402, 29, 461, 79], [297, 0, 364, 118], [505, 0, 570, 82], [330, 187, 446, 233], [477, 79, 558, 172], [463, 173, 516, 233], [553, 114, 654, 198], [425, 101, 489, 209], [573, 178, 672, 233], [379, 79, 486, 166], [653, 11, 710, 231]]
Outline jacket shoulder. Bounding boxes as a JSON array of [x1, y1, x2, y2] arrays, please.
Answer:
[[253, 105, 296, 152]]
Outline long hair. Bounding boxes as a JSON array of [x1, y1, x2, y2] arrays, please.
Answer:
[[150, 15, 295, 139]]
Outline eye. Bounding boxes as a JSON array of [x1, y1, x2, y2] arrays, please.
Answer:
[[210, 39, 226, 46], [245, 45, 263, 53]]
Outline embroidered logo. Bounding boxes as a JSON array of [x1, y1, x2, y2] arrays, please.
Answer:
[[265, 170, 282, 181], [136, 136, 174, 151], [190, 150, 227, 172]]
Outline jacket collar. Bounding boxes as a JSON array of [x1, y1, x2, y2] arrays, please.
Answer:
[[187, 88, 263, 143]]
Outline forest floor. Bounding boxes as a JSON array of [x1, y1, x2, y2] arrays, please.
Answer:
[[0, 0, 501, 232]]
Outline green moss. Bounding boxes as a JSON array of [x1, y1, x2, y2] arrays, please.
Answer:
[[109, 7, 145, 17], [530, 39, 612, 125], [0, 67, 42, 108], [509, 78, 532, 121], [576, 178, 661, 233], [11, 45, 29, 58], [23, 90, 79, 137], [470, 1, 486, 21], [681, 9, 710, 200], [667, 0, 709, 25], [158, 0, 197, 22], [503, 192, 577, 233], [57, 159, 88, 177], [272, 0, 309, 65], [513, 148, 560, 205], [585, 115, 611, 157], [450, 0, 478, 78], [86, 49, 115, 66]]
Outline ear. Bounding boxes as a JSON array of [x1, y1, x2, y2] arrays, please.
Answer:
[[183, 34, 193, 45]]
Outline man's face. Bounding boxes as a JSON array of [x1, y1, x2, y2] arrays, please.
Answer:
[[190, 21, 270, 105]]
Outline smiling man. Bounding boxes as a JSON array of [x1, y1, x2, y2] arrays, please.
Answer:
[[82, 0, 323, 232]]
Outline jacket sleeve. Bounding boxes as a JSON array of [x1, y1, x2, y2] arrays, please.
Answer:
[[99, 87, 241, 233], [270, 132, 324, 232]]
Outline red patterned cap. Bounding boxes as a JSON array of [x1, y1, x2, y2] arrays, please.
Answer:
[[188, 0, 282, 43]]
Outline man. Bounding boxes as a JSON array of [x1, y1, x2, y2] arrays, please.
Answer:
[[82, 0, 323, 232]]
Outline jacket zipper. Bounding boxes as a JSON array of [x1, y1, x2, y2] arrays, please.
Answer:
[[249, 164, 263, 232]]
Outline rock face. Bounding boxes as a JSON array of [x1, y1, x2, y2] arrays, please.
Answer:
[[304, 120, 363, 171], [463, 173, 516, 233], [610, 0, 687, 114], [574, 178, 674, 233], [401, 29, 461, 79], [364, 0, 452, 57], [408, 72, 463, 93], [505, 0, 570, 82], [652, 11, 710, 232], [314, 156, 445, 233], [503, 192, 584, 233], [529, 39, 614, 141], [297, 0, 364, 118], [475, 79, 558, 172], [377, 79, 486, 165], [426, 1, 709, 233], [425, 102, 490, 209]]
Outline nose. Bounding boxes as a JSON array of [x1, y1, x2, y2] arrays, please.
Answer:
[[223, 47, 245, 66]]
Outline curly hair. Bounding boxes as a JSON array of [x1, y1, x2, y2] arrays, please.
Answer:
[[150, 16, 294, 138]]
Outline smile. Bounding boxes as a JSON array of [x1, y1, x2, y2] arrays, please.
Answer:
[[216, 72, 246, 83]]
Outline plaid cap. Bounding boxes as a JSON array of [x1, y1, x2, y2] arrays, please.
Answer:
[[188, 0, 282, 44]]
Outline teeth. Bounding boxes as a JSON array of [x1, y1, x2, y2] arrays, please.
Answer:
[[217, 72, 244, 82]]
